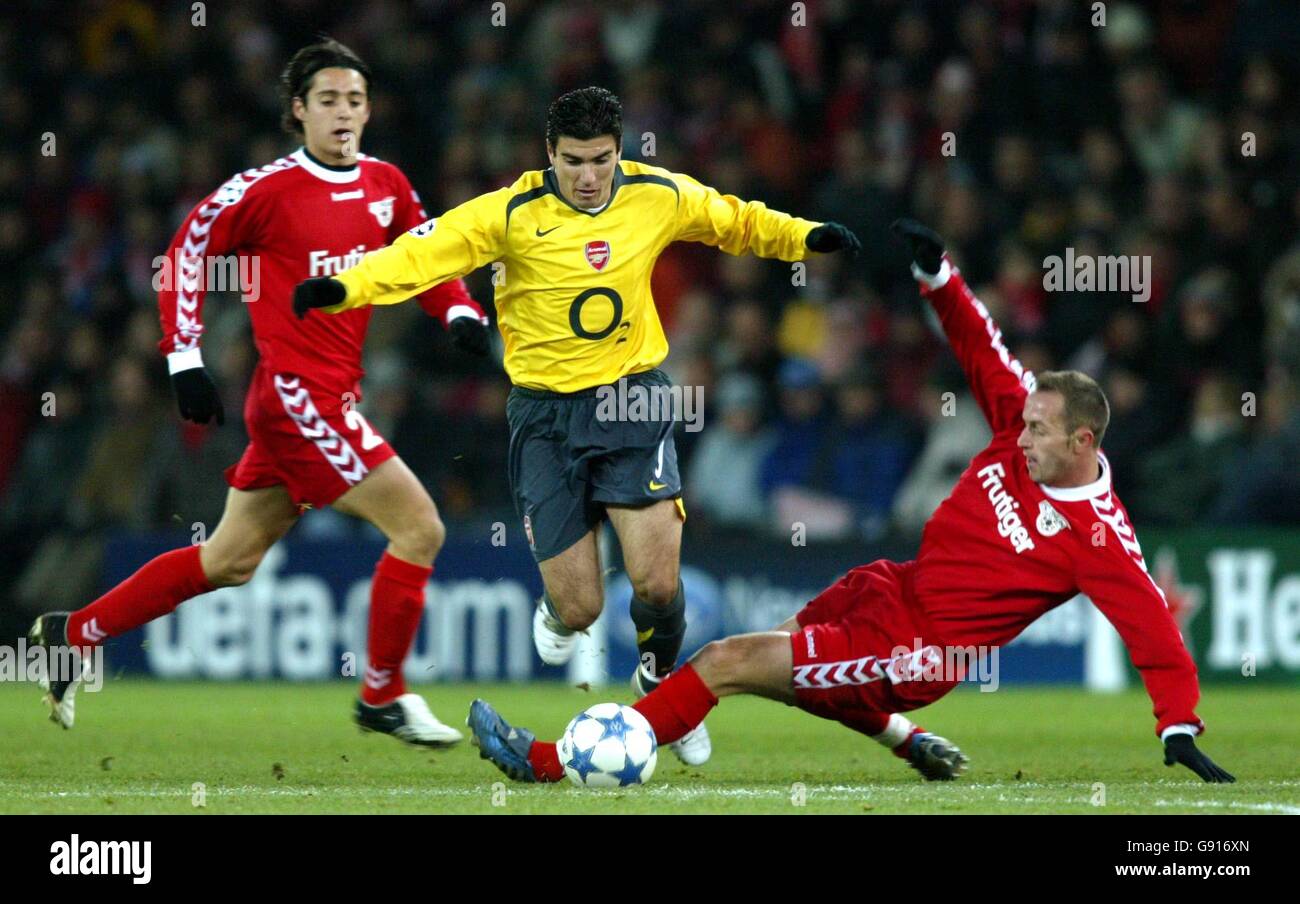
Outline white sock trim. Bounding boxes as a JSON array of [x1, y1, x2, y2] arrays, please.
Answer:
[[167, 347, 205, 374], [444, 304, 484, 326], [911, 258, 951, 290], [872, 713, 916, 749], [1160, 723, 1200, 741]]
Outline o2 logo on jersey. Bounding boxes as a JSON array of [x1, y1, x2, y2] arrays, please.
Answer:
[[407, 218, 437, 238], [585, 240, 611, 271], [368, 196, 395, 227]]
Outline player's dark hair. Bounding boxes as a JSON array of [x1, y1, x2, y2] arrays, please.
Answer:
[[279, 37, 372, 136], [546, 87, 623, 152], [1035, 370, 1110, 447]]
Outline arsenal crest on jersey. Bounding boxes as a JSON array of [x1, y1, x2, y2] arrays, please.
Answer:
[[585, 240, 611, 271], [368, 196, 395, 228]]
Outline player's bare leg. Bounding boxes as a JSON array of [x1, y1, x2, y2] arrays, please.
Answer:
[[532, 527, 603, 665], [200, 485, 302, 586], [606, 499, 711, 764], [331, 456, 461, 746], [29, 485, 299, 728], [607, 500, 682, 681]]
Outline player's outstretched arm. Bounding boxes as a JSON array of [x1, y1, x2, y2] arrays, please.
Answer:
[[1076, 519, 1235, 781], [294, 188, 511, 318], [671, 172, 858, 261], [805, 222, 862, 256], [892, 218, 1033, 433]]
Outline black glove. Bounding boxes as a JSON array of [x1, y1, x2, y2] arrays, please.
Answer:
[[292, 277, 347, 319], [805, 222, 862, 256], [1163, 733, 1235, 783], [448, 316, 490, 356], [171, 367, 225, 426], [890, 218, 945, 276]]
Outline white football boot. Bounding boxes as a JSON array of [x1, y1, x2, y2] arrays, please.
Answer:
[[533, 597, 578, 666], [355, 693, 463, 747], [28, 612, 90, 729], [632, 663, 712, 766]]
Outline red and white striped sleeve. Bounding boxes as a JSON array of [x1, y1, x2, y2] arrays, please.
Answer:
[[156, 171, 264, 373], [915, 256, 1036, 434], [1075, 488, 1204, 738]]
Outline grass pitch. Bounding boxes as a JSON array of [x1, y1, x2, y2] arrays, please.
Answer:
[[0, 680, 1294, 814]]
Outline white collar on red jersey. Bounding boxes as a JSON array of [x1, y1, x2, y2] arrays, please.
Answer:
[[1040, 452, 1112, 502], [292, 147, 360, 184]]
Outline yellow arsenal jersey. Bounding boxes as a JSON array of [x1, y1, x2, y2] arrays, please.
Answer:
[[330, 160, 820, 392]]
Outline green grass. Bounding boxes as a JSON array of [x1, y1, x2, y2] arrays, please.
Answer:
[[0, 680, 1295, 814]]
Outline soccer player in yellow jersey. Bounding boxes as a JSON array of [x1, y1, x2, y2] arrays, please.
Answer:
[[294, 87, 861, 766]]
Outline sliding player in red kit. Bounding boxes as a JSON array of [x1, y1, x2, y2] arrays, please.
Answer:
[[29, 39, 489, 745], [469, 219, 1235, 784]]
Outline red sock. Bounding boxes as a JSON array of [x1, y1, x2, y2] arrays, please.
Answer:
[[67, 546, 213, 646], [632, 664, 719, 745], [529, 741, 565, 782], [526, 666, 719, 783], [361, 552, 432, 706], [837, 710, 892, 738]]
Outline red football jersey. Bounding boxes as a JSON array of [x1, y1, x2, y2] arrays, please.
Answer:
[[157, 147, 484, 393], [912, 259, 1202, 737]]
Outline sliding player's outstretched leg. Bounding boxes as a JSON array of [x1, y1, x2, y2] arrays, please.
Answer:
[[334, 457, 462, 747], [470, 559, 972, 784], [469, 631, 779, 783], [29, 485, 298, 729]]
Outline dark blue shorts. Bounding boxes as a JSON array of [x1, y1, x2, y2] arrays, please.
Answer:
[[506, 368, 683, 562]]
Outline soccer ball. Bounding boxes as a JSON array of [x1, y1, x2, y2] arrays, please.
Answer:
[[557, 702, 658, 788]]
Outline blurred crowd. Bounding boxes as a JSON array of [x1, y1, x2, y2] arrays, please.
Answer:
[[2, 0, 1300, 608]]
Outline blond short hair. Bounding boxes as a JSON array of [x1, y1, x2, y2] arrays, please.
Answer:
[[1033, 370, 1110, 447]]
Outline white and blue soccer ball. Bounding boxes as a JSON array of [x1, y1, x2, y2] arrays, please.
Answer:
[[557, 703, 658, 788]]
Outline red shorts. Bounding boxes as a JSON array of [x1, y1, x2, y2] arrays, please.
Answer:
[[225, 368, 396, 510], [791, 559, 958, 722]]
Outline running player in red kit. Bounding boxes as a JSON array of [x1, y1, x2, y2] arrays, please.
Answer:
[[28, 39, 489, 746], [469, 219, 1235, 784]]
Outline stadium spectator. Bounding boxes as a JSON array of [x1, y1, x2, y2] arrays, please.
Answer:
[[685, 372, 775, 532], [1132, 373, 1248, 525]]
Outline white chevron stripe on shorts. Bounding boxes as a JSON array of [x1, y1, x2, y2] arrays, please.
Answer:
[[273, 375, 368, 485], [793, 655, 887, 690]]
